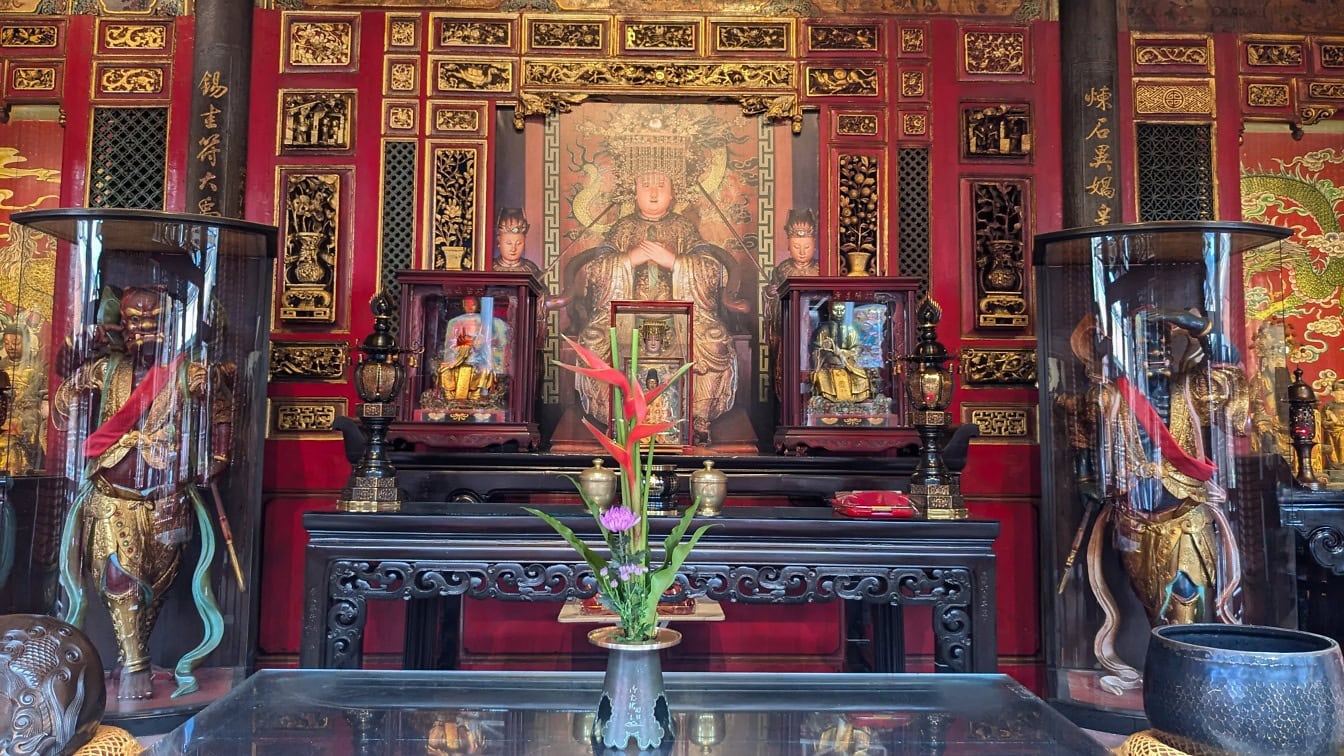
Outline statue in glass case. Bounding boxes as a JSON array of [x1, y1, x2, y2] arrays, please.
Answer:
[[1063, 309, 1246, 694], [51, 286, 233, 700], [807, 300, 891, 422], [0, 321, 47, 472], [419, 296, 512, 416]]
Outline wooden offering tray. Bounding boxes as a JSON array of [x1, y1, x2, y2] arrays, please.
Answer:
[[557, 596, 725, 624]]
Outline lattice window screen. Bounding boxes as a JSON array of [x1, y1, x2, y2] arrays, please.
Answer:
[[897, 146, 931, 297], [380, 140, 417, 333], [88, 107, 167, 210], [1136, 122, 1214, 222]]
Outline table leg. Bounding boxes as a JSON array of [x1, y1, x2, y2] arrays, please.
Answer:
[[972, 561, 998, 673], [870, 602, 906, 673], [403, 597, 439, 669], [436, 595, 462, 669], [931, 597, 970, 674]]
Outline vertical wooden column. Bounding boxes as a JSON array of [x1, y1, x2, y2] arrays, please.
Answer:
[[186, 0, 252, 218], [1060, 0, 1122, 228]]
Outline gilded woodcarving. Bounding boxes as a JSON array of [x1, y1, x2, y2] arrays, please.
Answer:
[[97, 66, 163, 94], [1299, 106, 1337, 125], [1247, 83, 1290, 108], [388, 18, 418, 48], [624, 21, 697, 51], [386, 104, 415, 131], [281, 172, 340, 323], [806, 67, 878, 97], [281, 90, 352, 151], [11, 67, 57, 90], [714, 22, 789, 52], [435, 60, 512, 92], [900, 26, 925, 54], [1322, 44, 1344, 69], [435, 107, 481, 132], [961, 347, 1036, 386], [1307, 81, 1344, 100], [287, 20, 353, 67], [1133, 81, 1214, 115], [430, 146, 479, 271], [962, 404, 1033, 442], [1134, 43, 1209, 67], [972, 180, 1027, 329], [807, 24, 878, 52], [902, 112, 928, 136], [964, 104, 1031, 158], [387, 59, 417, 93], [269, 341, 350, 382], [102, 23, 167, 50], [1245, 42, 1303, 67], [736, 94, 802, 133], [268, 398, 346, 439], [901, 70, 924, 98], [964, 31, 1025, 75], [836, 113, 878, 136], [837, 152, 880, 276], [0, 25, 58, 47], [512, 91, 589, 129], [528, 20, 605, 50], [523, 60, 794, 91], [437, 19, 510, 48]]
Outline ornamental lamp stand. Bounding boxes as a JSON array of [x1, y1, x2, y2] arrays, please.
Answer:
[[1288, 367, 1323, 491], [337, 293, 406, 513], [902, 298, 967, 520]]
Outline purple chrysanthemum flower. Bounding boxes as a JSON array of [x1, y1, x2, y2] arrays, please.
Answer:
[[617, 563, 648, 581], [599, 506, 638, 533]]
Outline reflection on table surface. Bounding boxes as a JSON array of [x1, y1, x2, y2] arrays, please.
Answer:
[[151, 670, 1106, 754]]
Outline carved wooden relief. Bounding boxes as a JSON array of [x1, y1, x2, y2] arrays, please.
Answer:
[[384, 101, 417, 133], [98, 21, 170, 54], [807, 24, 879, 52], [283, 17, 357, 72], [837, 152, 881, 276], [961, 347, 1036, 387], [1133, 79, 1214, 115], [8, 64, 59, 94], [622, 20, 699, 53], [433, 59, 513, 93], [385, 57, 419, 95], [900, 69, 925, 98], [835, 112, 879, 137], [899, 26, 925, 55], [961, 403, 1035, 443], [280, 171, 342, 324], [963, 104, 1031, 159], [1134, 38, 1210, 70], [428, 144, 482, 271], [971, 180, 1028, 329], [280, 90, 353, 152], [522, 60, 794, 92], [433, 18, 511, 49], [0, 23, 61, 49], [806, 67, 879, 97], [386, 16, 420, 50], [431, 105, 483, 135], [268, 397, 347, 439], [1307, 81, 1344, 100], [964, 30, 1025, 75], [1245, 81, 1292, 109], [1244, 40, 1304, 68], [269, 341, 350, 382], [712, 21, 791, 54], [526, 18, 607, 52], [94, 64, 167, 97], [1320, 42, 1344, 69], [901, 111, 928, 137]]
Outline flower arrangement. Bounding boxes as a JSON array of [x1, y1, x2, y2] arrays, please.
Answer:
[[526, 328, 713, 643]]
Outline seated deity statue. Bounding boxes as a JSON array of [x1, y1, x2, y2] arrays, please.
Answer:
[[435, 296, 511, 407], [810, 301, 874, 404]]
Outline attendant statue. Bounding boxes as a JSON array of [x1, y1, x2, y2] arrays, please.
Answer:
[[0, 323, 46, 472], [1066, 309, 1246, 694], [564, 119, 742, 445], [764, 210, 820, 398], [51, 286, 232, 700], [491, 208, 540, 275], [436, 296, 510, 406], [1322, 380, 1344, 472], [810, 301, 873, 404]]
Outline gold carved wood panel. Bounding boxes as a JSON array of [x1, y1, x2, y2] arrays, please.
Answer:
[[277, 168, 347, 325], [426, 142, 484, 271]]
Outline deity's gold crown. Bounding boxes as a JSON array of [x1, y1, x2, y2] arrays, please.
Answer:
[[784, 209, 818, 238], [495, 208, 530, 235], [606, 114, 695, 190], [637, 315, 673, 336]]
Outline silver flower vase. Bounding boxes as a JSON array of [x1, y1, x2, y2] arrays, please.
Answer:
[[588, 626, 681, 751]]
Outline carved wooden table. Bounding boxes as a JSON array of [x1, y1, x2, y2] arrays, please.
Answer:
[[300, 504, 999, 674]]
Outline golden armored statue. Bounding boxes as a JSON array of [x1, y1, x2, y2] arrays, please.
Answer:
[[1064, 310, 1246, 694], [434, 296, 510, 407], [52, 286, 233, 700], [811, 301, 873, 404]]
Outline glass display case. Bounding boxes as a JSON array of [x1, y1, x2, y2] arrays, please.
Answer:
[[390, 270, 543, 451], [1033, 221, 1297, 730], [6, 208, 277, 729], [773, 276, 922, 455]]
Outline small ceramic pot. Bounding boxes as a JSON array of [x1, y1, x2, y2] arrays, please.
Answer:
[[1143, 623, 1344, 756]]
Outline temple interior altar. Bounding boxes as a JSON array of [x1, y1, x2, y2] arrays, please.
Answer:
[[2, 0, 1344, 747]]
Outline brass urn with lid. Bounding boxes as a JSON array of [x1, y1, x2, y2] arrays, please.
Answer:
[[690, 460, 727, 516]]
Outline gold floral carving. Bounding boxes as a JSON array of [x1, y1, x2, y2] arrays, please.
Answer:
[[837, 153, 880, 276], [1322, 44, 1344, 68], [281, 172, 340, 323], [901, 70, 924, 97], [962, 405, 1033, 441], [625, 22, 696, 51], [806, 67, 878, 96], [900, 27, 925, 54], [435, 60, 512, 92], [1307, 81, 1344, 100], [523, 60, 794, 91], [736, 94, 802, 134], [103, 23, 166, 50], [972, 180, 1027, 329], [282, 90, 352, 151], [808, 25, 879, 51], [1133, 81, 1214, 115], [1134, 44, 1209, 67], [961, 347, 1036, 386], [388, 19, 417, 48], [287, 21, 353, 67], [98, 66, 162, 94], [1246, 42, 1303, 67], [388, 61, 417, 92], [11, 67, 56, 90], [529, 20, 605, 50], [902, 112, 927, 136], [715, 23, 788, 52], [268, 398, 346, 439], [1299, 106, 1337, 125], [387, 105, 415, 131], [1247, 83, 1290, 108], [836, 113, 878, 136], [436, 107, 481, 132], [1, 25, 59, 47], [511, 91, 588, 129], [269, 341, 350, 382], [438, 20, 509, 48], [431, 147, 479, 271], [965, 31, 1025, 75]]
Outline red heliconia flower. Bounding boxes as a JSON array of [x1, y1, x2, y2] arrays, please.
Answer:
[[556, 335, 630, 395], [622, 364, 691, 424], [627, 421, 677, 447]]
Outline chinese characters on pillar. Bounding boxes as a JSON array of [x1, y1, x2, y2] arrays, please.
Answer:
[[195, 71, 227, 216], [1082, 85, 1115, 226]]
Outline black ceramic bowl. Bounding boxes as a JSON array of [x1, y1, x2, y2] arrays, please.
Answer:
[[1143, 624, 1344, 756]]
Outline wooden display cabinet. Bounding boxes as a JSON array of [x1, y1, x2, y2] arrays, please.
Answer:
[[390, 270, 544, 451], [773, 276, 922, 455]]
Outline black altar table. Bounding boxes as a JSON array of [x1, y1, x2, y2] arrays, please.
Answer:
[[151, 669, 1105, 754], [300, 503, 999, 674]]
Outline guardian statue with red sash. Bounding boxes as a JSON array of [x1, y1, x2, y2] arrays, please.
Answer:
[[51, 286, 233, 700], [1062, 307, 1247, 695]]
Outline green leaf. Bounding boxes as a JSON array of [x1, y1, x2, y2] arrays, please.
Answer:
[[560, 473, 605, 524], [523, 507, 610, 576], [642, 515, 717, 629], [661, 500, 700, 567]]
